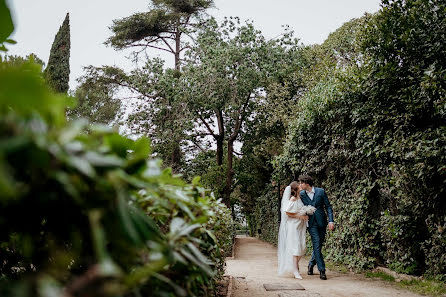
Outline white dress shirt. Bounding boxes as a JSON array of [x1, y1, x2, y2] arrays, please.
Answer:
[[306, 187, 315, 200]]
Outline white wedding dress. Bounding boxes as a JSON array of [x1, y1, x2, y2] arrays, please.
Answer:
[[278, 185, 307, 276]]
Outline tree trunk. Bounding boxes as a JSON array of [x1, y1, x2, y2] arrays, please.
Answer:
[[175, 26, 181, 71], [216, 110, 224, 166], [216, 136, 224, 166], [169, 22, 182, 171], [170, 140, 182, 172], [224, 138, 235, 208]]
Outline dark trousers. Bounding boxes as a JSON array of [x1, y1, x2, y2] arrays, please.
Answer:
[[308, 225, 326, 272]]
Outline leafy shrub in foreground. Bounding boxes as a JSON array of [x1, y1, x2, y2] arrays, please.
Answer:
[[0, 7, 233, 296]]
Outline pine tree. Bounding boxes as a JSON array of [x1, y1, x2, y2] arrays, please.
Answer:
[[106, 1, 213, 171], [107, 0, 213, 71], [45, 13, 70, 93]]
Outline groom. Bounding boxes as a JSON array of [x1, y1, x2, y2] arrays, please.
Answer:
[[298, 174, 334, 280]]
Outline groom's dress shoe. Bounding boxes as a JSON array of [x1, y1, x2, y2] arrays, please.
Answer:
[[320, 270, 327, 280], [307, 264, 314, 275]]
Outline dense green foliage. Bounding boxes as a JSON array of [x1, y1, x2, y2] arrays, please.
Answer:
[[104, 0, 216, 171], [86, 17, 303, 208], [251, 185, 280, 244], [3, 0, 445, 288], [0, 0, 14, 52], [0, 54, 44, 68], [0, 5, 233, 296], [67, 66, 121, 125], [179, 18, 302, 206], [0, 62, 232, 297], [106, 0, 212, 55], [273, 0, 445, 279], [44, 13, 70, 93]]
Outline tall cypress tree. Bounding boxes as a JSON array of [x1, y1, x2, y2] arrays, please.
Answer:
[[45, 13, 70, 93]]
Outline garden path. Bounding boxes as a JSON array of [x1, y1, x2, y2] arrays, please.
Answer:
[[225, 236, 423, 297]]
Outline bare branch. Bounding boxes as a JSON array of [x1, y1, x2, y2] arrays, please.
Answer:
[[229, 93, 253, 142], [190, 138, 207, 153], [196, 111, 217, 139], [160, 36, 175, 54], [179, 45, 191, 52], [233, 150, 243, 156], [147, 44, 175, 54]]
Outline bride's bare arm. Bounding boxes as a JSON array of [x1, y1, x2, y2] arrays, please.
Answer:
[[286, 212, 308, 220]]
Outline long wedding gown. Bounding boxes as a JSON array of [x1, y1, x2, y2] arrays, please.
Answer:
[[277, 185, 307, 276]]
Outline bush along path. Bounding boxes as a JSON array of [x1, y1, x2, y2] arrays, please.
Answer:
[[225, 236, 429, 297]]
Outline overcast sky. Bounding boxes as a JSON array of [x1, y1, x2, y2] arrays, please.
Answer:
[[7, 0, 381, 89]]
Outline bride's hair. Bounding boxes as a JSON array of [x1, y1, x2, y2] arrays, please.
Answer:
[[290, 181, 300, 198]]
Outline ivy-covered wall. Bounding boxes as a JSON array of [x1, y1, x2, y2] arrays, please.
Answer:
[[250, 185, 280, 245], [273, 0, 446, 280]]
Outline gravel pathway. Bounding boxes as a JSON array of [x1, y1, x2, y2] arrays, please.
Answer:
[[225, 236, 423, 297]]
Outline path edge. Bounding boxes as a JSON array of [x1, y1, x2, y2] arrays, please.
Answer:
[[225, 275, 233, 297], [225, 235, 237, 260]]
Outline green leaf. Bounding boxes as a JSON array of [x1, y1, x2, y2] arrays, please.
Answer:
[[187, 242, 213, 265], [177, 201, 196, 220], [0, 63, 69, 125], [0, 136, 30, 152], [130, 137, 151, 161], [59, 119, 88, 144], [152, 272, 187, 297], [0, 0, 14, 45], [142, 159, 162, 178], [192, 176, 201, 185], [83, 151, 124, 167], [67, 155, 96, 178], [0, 159, 16, 198], [53, 171, 80, 199], [129, 205, 163, 241], [116, 170, 151, 188], [205, 229, 218, 244], [180, 247, 214, 276], [173, 251, 187, 264], [194, 215, 209, 224], [178, 223, 201, 238], [104, 133, 131, 158], [170, 217, 185, 233], [117, 191, 141, 244]]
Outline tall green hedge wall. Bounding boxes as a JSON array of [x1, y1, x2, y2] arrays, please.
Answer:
[[251, 185, 280, 244], [272, 0, 446, 280]]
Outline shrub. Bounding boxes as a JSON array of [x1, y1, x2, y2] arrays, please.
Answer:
[[0, 7, 233, 295], [252, 185, 280, 245]]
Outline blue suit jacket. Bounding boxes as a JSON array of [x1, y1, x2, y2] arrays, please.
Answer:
[[300, 187, 334, 228]]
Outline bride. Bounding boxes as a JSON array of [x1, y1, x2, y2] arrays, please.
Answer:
[[278, 181, 308, 279]]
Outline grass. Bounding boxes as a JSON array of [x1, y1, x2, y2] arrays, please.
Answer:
[[365, 271, 446, 296], [325, 260, 349, 273], [398, 279, 446, 297], [324, 260, 446, 296], [365, 271, 396, 282]]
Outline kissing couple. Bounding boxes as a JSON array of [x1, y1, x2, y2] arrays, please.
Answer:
[[277, 175, 334, 280]]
